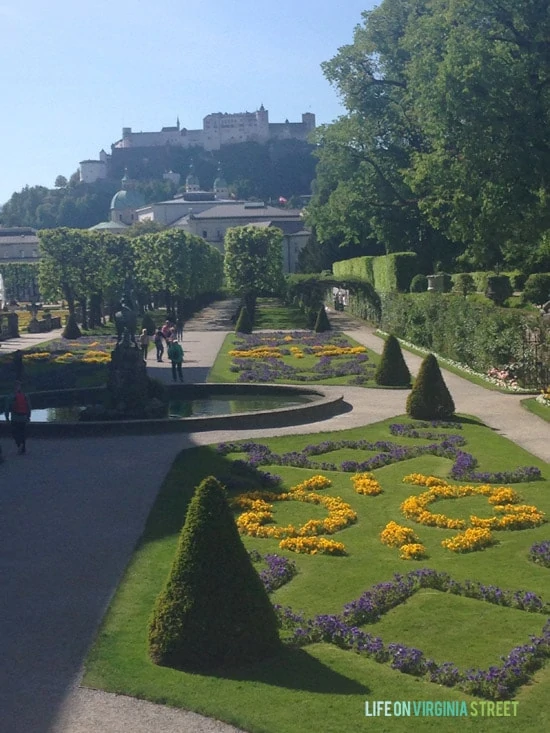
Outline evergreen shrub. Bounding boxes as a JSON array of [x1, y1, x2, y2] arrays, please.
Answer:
[[485, 275, 513, 306], [410, 274, 428, 293], [314, 305, 331, 332], [148, 476, 281, 671], [523, 273, 550, 305], [62, 313, 81, 339], [406, 353, 455, 420], [375, 335, 411, 387], [235, 306, 253, 334]]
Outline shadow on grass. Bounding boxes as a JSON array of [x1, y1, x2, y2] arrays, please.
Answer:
[[211, 645, 370, 695]]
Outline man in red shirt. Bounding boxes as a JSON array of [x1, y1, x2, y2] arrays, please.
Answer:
[[4, 381, 32, 455]]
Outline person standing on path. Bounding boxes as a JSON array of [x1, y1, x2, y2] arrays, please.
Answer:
[[167, 339, 184, 382], [176, 316, 184, 340], [153, 328, 164, 362], [138, 328, 149, 361], [4, 381, 31, 455]]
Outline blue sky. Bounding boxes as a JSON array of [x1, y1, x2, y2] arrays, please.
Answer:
[[0, 0, 377, 207]]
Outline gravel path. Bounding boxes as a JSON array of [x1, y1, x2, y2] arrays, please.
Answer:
[[0, 302, 548, 733]]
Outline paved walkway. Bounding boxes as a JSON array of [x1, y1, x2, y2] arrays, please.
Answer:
[[0, 303, 548, 733]]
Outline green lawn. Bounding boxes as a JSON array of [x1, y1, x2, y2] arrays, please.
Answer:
[[253, 297, 311, 329], [83, 416, 550, 733], [522, 398, 550, 423], [208, 330, 382, 386]]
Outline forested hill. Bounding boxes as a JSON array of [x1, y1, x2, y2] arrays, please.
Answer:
[[0, 139, 316, 229]]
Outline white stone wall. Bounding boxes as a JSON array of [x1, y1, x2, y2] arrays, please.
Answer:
[[79, 160, 107, 183]]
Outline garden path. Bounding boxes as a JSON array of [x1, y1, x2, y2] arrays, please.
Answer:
[[0, 299, 548, 733]]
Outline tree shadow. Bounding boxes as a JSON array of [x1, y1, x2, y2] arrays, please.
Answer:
[[213, 645, 370, 695]]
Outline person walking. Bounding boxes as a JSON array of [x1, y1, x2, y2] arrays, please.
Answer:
[[167, 339, 184, 382], [153, 328, 164, 362], [138, 328, 150, 361], [4, 381, 32, 455], [176, 316, 184, 340]]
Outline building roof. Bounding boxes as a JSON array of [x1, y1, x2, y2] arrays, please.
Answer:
[[0, 228, 39, 245], [189, 203, 303, 220], [89, 220, 129, 230]]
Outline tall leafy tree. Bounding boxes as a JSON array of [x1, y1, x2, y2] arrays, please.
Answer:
[[307, 0, 456, 272], [224, 225, 284, 299], [403, 0, 550, 267]]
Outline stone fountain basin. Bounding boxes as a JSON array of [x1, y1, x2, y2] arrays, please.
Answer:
[[0, 383, 346, 436]]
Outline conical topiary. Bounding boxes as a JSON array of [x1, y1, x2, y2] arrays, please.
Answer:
[[406, 353, 455, 420], [235, 305, 253, 334], [62, 313, 81, 339], [375, 335, 411, 387], [148, 476, 281, 671], [314, 305, 331, 333]]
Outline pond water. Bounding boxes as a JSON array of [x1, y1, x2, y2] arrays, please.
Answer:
[[31, 393, 316, 422]]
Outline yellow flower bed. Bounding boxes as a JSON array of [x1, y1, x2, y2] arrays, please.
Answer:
[[312, 345, 367, 357], [231, 475, 357, 554], [380, 521, 419, 548], [487, 488, 521, 505], [23, 352, 50, 361], [441, 527, 495, 553], [400, 474, 545, 554], [290, 346, 304, 358], [228, 347, 282, 359], [351, 472, 383, 495], [54, 353, 75, 363], [279, 536, 346, 555], [400, 543, 427, 560], [293, 475, 332, 492], [81, 350, 110, 364]]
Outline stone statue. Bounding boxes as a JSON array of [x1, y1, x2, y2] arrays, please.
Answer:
[[115, 293, 138, 346]]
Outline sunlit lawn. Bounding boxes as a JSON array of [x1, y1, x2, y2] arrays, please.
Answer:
[[83, 416, 550, 733]]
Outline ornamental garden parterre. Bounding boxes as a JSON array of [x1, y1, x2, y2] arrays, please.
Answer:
[[208, 419, 550, 702]]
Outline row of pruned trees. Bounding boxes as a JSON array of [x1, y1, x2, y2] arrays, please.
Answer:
[[38, 228, 224, 327]]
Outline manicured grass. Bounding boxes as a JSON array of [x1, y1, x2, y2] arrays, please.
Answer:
[[522, 398, 550, 423], [207, 330, 382, 386], [253, 297, 310, 329], [83, 416, 550, 733]]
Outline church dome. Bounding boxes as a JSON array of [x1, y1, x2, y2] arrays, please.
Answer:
[[110, 188, 145, 211]]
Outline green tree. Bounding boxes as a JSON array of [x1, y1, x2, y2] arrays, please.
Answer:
[[224, 225, 284, 300], [133, 229, 223, 312], [148, 476, 281, 671], [402, 0, 550, 267]]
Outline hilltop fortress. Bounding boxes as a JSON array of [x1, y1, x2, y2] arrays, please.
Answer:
[[80, 105, 315, 184]]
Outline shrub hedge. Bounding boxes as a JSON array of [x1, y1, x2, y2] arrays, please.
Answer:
[[379, 292, 538, 372], [148, 476, 280, 672]]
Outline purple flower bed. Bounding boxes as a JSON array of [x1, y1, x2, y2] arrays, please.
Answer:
[[230, 331, 375, 384], [274, 568, 550, 700], [249, 551, 297, 593], [529, 540, 550, 568], [217, 421, 541, 484]]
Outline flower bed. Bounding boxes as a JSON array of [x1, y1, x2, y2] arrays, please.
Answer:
[[529, 540, 550, 568], [217, 421, 541, 484], [400, 473, 545, 555], [275, 568, 550, 700], [231, 475, 357, 555], [223, 331, 376, 385]]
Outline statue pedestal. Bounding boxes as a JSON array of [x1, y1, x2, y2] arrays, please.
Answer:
[[106, 344, 149, 418]]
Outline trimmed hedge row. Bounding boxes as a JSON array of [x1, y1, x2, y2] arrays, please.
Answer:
[[379, 292, 537, 372], [333, 252, 419, 293]]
